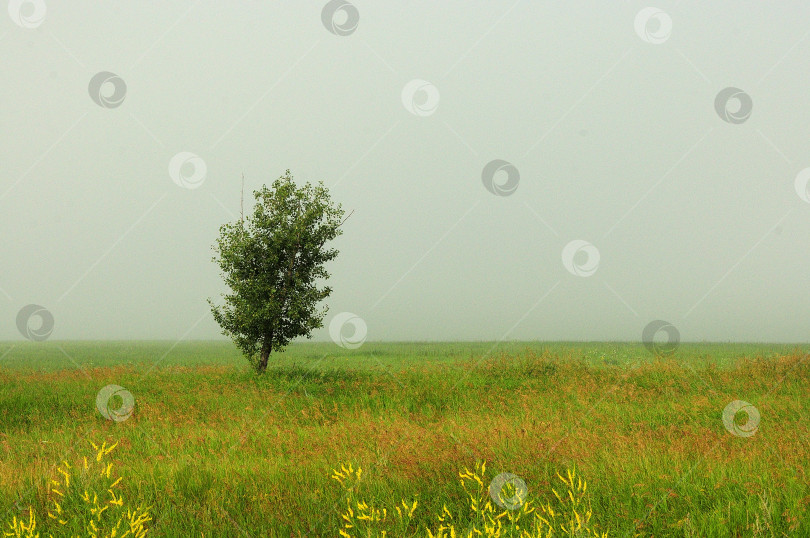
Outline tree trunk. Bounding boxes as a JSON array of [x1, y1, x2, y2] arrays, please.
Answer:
[[258, 338, 271, 373]]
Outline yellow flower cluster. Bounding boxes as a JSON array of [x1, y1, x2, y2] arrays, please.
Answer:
[[331, 461, 608, 537], [2, 511, 37, 538], [3, 441, 152, 538], [332, 463, 418, 538]]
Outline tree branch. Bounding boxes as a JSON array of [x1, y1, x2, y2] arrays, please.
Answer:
[[338, 209, 354, 228]]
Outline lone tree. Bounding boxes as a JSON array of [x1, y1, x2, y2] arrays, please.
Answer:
[[209, 170, 346, 373]]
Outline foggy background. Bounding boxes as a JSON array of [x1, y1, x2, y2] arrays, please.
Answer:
[[2, 1, 809, 342]]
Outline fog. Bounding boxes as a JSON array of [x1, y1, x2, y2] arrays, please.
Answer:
[[2, 1, 809, 342]]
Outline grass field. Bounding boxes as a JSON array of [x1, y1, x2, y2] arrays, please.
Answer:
[[1, 341, 808, 536]]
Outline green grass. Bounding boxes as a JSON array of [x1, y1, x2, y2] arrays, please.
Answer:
[[1, 341, 808, 536], [1, 340, 805, 372]]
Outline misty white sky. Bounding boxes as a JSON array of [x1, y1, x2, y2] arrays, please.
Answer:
[[2, 1, 810, 342]]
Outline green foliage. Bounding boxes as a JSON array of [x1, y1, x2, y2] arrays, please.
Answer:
[[209, 170, 345, 373]]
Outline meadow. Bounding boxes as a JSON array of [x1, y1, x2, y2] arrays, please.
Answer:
[[1, 341, 808, 536]]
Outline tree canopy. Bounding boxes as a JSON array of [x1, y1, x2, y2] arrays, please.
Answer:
[[209, 170, 346, 373]]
